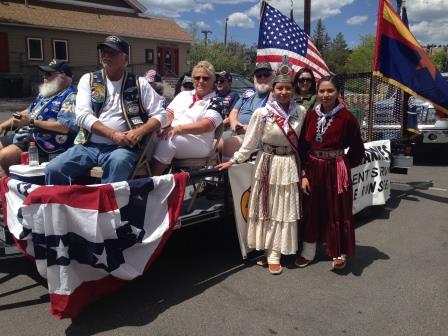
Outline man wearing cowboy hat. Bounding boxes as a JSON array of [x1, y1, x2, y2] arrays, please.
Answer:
[[45, 35, 167, 184]]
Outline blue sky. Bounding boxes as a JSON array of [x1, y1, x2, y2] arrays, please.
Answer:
[[140, 1, 448, 48]]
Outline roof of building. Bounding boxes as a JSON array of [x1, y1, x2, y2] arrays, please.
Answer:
[[0, 1, 193, 43]]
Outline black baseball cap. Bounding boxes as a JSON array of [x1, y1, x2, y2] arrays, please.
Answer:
[[39, 59, 72, 78], [254, 62, 272, 74], [97, 35, 129, 55], [216, 70, 232, 82]]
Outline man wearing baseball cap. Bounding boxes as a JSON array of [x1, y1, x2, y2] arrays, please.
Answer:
[[221, 62, 273, 160], [45, 35, 167, 184], [215, 70, 239, 119], [0, 59, 78, 177]]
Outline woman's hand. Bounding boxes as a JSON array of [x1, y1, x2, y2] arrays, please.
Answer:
[[158, 126, 172, 140], [215, 161, 233, 171], [167, 125, 183, 139], [301, 177, 311, 195]]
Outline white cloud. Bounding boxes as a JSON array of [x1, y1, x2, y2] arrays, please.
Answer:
[[406, 0, 448, 22], [175, 19, 189, 29], [228, 12, 254, 29], [196, 21, 211, 30], [246, 0, 354, 23], [140, 0, 256, 18], [346, 15, 368, 26], [390, 1, 448, 44], [410, 18, 448, 45]]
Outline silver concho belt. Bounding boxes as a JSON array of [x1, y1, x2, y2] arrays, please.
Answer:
[[262, 143, 295, 156]]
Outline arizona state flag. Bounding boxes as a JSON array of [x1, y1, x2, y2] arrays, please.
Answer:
[[373, 0, 448, 115]]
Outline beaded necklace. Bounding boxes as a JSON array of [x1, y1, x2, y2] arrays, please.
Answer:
[[314, 103, 343, 143]]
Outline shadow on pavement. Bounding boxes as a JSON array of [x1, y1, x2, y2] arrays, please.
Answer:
[[0, 253, 49, 311], [354, 177, 446, 225], [65, 221, 248, 335], [332, 245, 390, 277]]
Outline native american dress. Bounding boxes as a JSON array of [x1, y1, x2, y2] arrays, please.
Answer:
[[300, 104, 365, 257], [231, 100, 306, 255]]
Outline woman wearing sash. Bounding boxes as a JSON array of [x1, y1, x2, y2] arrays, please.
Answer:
[[296, 76, 365, 270], [217, 65, 305, 275]]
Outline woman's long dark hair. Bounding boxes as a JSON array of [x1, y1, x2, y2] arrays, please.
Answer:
[[293, 67, 317, 95]]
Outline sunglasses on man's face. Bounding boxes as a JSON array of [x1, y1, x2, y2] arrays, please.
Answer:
[[193, 76, 210, 82], [298, 77, 313, 83], [255, 72, 271, 79], [215, 79, 228, 84]]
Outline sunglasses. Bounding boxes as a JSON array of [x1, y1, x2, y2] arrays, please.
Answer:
[[255, 72, 271, 79], [215, 79, 228, 84], [182, 83, 194, 89], [193, 76, 210, 82], [298, 78, 313, 83]]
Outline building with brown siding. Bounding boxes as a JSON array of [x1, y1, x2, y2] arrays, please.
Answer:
[[0, 0, 193, 97]]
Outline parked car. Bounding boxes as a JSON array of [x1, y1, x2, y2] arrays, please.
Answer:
[[230, 73, 253, 96]]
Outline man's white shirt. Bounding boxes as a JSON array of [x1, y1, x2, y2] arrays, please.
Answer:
[[76, 72, 167, 144]]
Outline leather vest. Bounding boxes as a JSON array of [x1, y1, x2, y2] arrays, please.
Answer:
[[75, 70, 147, 144]]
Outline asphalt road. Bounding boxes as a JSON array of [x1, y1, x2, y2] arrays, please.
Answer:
[[0, 158, 447, 335]]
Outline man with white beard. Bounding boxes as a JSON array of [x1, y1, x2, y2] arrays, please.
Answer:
[[221, 63, 273, 160], [0, 59, 77, 176]]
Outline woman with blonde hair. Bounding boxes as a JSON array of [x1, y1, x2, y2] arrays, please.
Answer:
[[151, 61, 223, 175]]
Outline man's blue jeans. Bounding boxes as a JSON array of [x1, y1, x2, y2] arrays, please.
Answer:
[[45, 143, 139, 185]]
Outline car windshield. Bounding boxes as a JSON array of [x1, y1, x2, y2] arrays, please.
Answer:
[[231, 74, 253, 89]]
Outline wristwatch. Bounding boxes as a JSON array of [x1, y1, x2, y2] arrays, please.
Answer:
[[29, 118, 35, 127]]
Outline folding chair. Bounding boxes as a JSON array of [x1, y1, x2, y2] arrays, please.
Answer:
[[171, 123, 224, 212]]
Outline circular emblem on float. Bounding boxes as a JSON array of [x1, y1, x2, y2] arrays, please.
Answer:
[[240, 187, 251, 222], [55, 134, 68, 144], [128, 104, 140, 115], [91, 83, 106, 103]]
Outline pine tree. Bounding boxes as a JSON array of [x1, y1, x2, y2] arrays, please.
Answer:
[[312, 18, 331, 56], [326, 32, 350, 74]]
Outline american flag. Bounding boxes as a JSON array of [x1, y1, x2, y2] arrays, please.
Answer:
[[256, 2, 331, 80], [0, 174, 187, 319]]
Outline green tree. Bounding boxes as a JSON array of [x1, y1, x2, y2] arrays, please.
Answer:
[[325, 32, 350, 74], [430, 50, 448, 72], [345, 35, 376, 73], [312, 18, 331, 56], [188, 41, 248, 76]]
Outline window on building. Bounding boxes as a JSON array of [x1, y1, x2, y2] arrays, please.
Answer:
[[27, 37, 43, 61], [145, 49, 154, 64], [53, 39, 68, 61]]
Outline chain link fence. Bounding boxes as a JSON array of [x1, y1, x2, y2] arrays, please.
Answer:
[[336, 72, 404, 142]]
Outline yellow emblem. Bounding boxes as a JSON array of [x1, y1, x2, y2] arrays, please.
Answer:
[[240, 187, 251, 222]]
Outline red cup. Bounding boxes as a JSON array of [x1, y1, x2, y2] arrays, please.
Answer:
[[21, 151, 29, 165]]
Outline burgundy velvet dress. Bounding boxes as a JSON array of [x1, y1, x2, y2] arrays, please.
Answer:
[[300, 106, 365, 257]]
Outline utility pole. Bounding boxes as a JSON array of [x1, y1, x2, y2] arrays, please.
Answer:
[[201, 30, 212, 47], [304, 0, 311, 35], [224, 18, 229, 48], [290, 0, 294, 20]]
